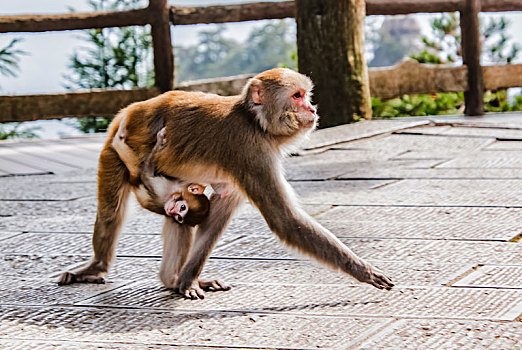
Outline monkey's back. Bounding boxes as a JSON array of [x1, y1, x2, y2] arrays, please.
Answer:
[[116, 90, 265, 184]]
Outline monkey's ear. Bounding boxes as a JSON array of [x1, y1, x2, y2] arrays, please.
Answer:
[[250, 80, 265, 105], [188, 184, 205, 195]]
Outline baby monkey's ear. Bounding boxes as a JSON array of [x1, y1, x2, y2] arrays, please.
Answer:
[[187, 184, 206, 195]]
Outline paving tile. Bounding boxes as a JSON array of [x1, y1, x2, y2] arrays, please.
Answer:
[[0, 306, 387, 349], [339, 134, 491, 155], [442, 126, 522, 139], [452, 265, 522, 289], [0, 232, 20, 241], [356, 319, 521, 350], [0, 279, 128, 306], [438, 151, 522, 168], [338, 167, 522, 180], [0, 231, 243, 257], [306, 119, 428, 150], [213, 235, 522, 265], [0, 157, 51, 176], [0, 339, 159, 350], [77, 283, 522, 321], [291, 181, 522, 207], [317, 205, 522, 224], [0, 178, 95, 200], [382, 178, 522, 192], [316, 219, 520, 241], [1, 254, 91, 279], [285, 150, 435, 181], [487, 140, 522, 150]]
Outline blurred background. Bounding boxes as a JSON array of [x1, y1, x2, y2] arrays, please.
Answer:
[[1, 0, 521, 138]]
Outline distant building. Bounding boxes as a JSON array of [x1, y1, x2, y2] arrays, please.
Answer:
[[369, 15, 421, 67]]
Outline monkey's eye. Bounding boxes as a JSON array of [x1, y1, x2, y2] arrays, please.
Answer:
[[177, 215, 183, 223], [292, 91, 302, 99], [181, 204, 186, 211]]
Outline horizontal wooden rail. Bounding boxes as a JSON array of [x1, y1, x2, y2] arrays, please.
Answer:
[[0, 8, 150, 33], [1, 0, 521, 33], [0, 88, 159, 123], [170, 1, 295, 25], [366, 0, 522, 15], [2, 62, 520, 123]]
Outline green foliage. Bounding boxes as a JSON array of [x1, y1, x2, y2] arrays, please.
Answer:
[[410, 12, 519, 65], [175, 20, 297, 82], [0, 38, 27, 80], [0, 123, 39, 140], [0, 39, 37, 139], [372, 93, 464, 119], [66, 0, 152, 133], [390, 13, 522, 118], [409, 49, 442, 64]]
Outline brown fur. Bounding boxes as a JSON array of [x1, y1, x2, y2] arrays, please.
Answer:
[[58, 68, 393, 298]]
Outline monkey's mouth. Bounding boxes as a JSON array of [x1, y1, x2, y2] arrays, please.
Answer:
[[300, 117, 317, 129]]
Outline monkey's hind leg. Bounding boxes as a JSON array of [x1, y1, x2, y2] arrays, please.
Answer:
[[58, 146, 131, 285], [175, 190, 244, 299], [159, 218, 193, 288]]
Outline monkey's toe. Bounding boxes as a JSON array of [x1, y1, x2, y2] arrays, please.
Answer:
[[199, 279, 231, 292], [182, 287, 205, 300], [57, 272, 76, 285]]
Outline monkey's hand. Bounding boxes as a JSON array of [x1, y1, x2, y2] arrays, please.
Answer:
[[353, 263, 394, 290]]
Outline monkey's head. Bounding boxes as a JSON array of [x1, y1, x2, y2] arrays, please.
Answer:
[[243, 68, 318, 137], [164, 184, 210, 226]]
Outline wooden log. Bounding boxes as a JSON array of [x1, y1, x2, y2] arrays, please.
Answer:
[[296, 0, 372, 127], [0, 8, 150, 33], [1, 0, 522, 34], [366, 0, 463, 15], [1, 63, 521, 123], [366, 0, 522, 15], [178, 63, 522, 98], [369, 60, 468, 99], [176, 74, 253, 96], [480, 0, 522, 12], [483, 64, 522, 91], [0, 88, 159, 123], [170, 1, 295, 25], [460, 0, 484, 116], [149, 0, 174, 92]]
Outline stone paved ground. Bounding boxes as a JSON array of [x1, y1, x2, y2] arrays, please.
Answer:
[[0, 113, 521, 349]]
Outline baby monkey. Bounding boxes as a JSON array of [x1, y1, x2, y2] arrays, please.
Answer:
[[112, 125, 210, 226]]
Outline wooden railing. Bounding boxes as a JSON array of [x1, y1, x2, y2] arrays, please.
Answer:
[[1, 0, 521, 123]]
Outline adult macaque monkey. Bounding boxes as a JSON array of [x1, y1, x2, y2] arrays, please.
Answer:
[[59, 68, 393, 298]]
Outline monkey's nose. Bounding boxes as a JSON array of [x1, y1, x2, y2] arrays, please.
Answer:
[[309, 105, 317, 114]]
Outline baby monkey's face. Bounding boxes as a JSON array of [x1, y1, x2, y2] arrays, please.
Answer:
[[163, 184, 206, 224]]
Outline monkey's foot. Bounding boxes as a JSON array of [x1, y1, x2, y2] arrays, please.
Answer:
[[199, 279, 231, 292], [58, 271, 106, 285], [177, 281, 206, 300]]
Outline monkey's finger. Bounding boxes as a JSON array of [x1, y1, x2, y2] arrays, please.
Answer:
[[371, 273, 394, 290]]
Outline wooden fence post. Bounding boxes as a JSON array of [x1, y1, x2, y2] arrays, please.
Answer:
[[460, 0, 484, 116], [149, 0, 174, 92], [296, 0, 372, 127]]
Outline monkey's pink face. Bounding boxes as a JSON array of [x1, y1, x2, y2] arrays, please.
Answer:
[[291, 89, 317, 129], [164, 194, 189, 224]]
